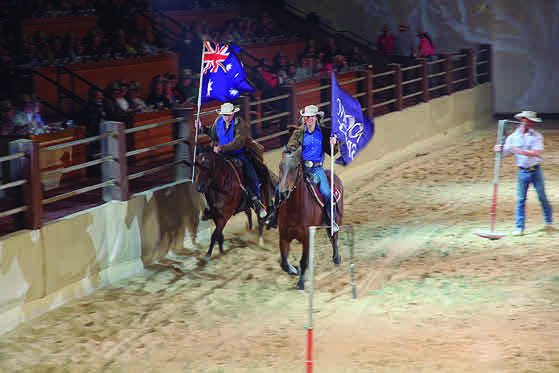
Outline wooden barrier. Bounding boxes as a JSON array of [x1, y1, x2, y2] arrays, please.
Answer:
[[132, 111, 174, 162], [1, 127, 87, 190], [34, 52, 179, 113], [23, 16, 98, 40]]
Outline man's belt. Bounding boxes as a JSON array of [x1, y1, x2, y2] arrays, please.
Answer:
[[518, 165, 539, 172], [303, 160, 322, 168]]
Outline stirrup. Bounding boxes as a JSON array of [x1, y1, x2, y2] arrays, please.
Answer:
[[252, 197, 267, 219], [265, 210, 278, 228]]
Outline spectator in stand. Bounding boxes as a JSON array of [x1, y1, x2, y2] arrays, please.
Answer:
[[255, 61, 280, 98], [163, 73, 179, 106], [13, 94, 45, 133], [83, 86, 106, 175], [416, 31, 436, 58], [146, 75, 171, 109], [377, 24, 395, 57], [0, 100, 17, 135], [393, 23, 417, 95], [126, 81, 148, 112], [295, 55, 313, 81], [83, 86, 106, 138], [142, 28, 162, 55], [393, 23, 415, 61], [415, 30, 437, 86], [104, 82, 132, 122], [175, 69, 197, 103]]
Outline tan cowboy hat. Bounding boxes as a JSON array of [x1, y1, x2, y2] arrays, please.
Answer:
[[217, 102, 240, 115], [300, 104, 324, 118], [514, 110, 542, 122]]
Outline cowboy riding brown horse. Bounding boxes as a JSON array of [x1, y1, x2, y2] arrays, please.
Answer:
[[275, 149, 344, 290], [195, 103, 276, 259]]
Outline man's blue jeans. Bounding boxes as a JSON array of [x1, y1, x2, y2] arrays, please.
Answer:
[[230, 153, 261, 199], [516, 166, 552, 229], [305, 166, 332, 204]]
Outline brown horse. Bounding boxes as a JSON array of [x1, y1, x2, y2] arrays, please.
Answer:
[[195, 150, 265, 258], [276, 150, 343, 290]]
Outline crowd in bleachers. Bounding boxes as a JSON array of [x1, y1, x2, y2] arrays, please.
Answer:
[[19, 26, 168, 67], [0, 0, 442, 133]]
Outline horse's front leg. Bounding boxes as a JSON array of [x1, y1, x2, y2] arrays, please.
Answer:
[[245, 209, 253, 231], [280, 235, 298, 276], [207, 217, 226, 258], [297, 236, 310, 290], [329, 231, 341, 265], [257, 217, 264, 247]]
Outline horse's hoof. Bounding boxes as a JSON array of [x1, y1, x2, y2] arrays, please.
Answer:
[[282, 264, 298, 276], [297, 281, 305, 290], [203, 255, 211, 263], [333, 255, 342, 265], [258, 237, 264, 247]]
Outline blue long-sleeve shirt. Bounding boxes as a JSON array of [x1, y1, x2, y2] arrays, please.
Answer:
[[301, 126, 324, 163]]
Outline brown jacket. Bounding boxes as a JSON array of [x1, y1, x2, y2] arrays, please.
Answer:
[[207, 116, 264, 160], [205, 115, 276, 206]]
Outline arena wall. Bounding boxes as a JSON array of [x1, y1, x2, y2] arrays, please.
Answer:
[[0, 181, 201, 335]]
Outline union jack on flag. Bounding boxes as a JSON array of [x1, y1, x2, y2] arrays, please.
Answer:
[[200, 41, 254, 104], [202, 41, 229, 75]]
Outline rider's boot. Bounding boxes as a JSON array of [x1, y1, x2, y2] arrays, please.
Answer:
[[251, 196, 267, 219], [264, 198, 279, 229]]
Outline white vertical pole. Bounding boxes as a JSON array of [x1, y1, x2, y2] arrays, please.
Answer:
[[306, 226, 316, 373], [191, 39, 207, 181], [330, 141, 334, 235]]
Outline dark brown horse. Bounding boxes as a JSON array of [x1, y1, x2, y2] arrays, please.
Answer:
[[195, 150, 265, 258], [276, 150, 343, 290]]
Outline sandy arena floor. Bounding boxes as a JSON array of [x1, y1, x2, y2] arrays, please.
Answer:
[[1, 125, 558, 372]]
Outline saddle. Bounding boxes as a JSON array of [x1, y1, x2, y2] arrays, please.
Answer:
[[303, 171, 342, 211]]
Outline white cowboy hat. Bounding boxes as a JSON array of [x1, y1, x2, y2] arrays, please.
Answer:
[[217, 102, 240, 115], [514, 110, 542, 122], [299, 104, 324, 118]]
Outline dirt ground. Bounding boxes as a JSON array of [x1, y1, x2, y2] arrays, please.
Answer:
[[1, 124, 559, 372]]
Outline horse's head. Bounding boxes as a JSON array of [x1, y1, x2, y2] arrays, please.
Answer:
[[194, 149, 215, 193], [278, 147, 301, 201]]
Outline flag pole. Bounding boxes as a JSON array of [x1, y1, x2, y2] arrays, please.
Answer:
[[330, 72, 335, 235], [191, 39, 206, 181], [330, 139, 334, 235]]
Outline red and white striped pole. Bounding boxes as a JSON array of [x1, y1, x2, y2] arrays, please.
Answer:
[[306, 226, 316, 373]]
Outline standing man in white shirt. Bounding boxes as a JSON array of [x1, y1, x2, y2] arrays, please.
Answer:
[[494, 111, 553, 235]]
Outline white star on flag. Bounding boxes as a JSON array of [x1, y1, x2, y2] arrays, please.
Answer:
[[226, 63, 233, 71], [207, 79, 213, 96], [229, 88, 239, 96]]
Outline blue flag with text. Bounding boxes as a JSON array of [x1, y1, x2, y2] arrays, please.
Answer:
[[330, 73, 374, 165]]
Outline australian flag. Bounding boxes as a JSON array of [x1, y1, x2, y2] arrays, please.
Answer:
[[200, 41, 254, 103], [331, 73, 375, 165]]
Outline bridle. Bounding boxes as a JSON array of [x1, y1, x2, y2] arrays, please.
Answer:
[[280, 152, 302, 202], [195, 152, 216, 193]]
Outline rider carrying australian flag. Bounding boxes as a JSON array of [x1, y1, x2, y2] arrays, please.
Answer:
[[198, 102, 268, 219], [265, 104, 339, 232]]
